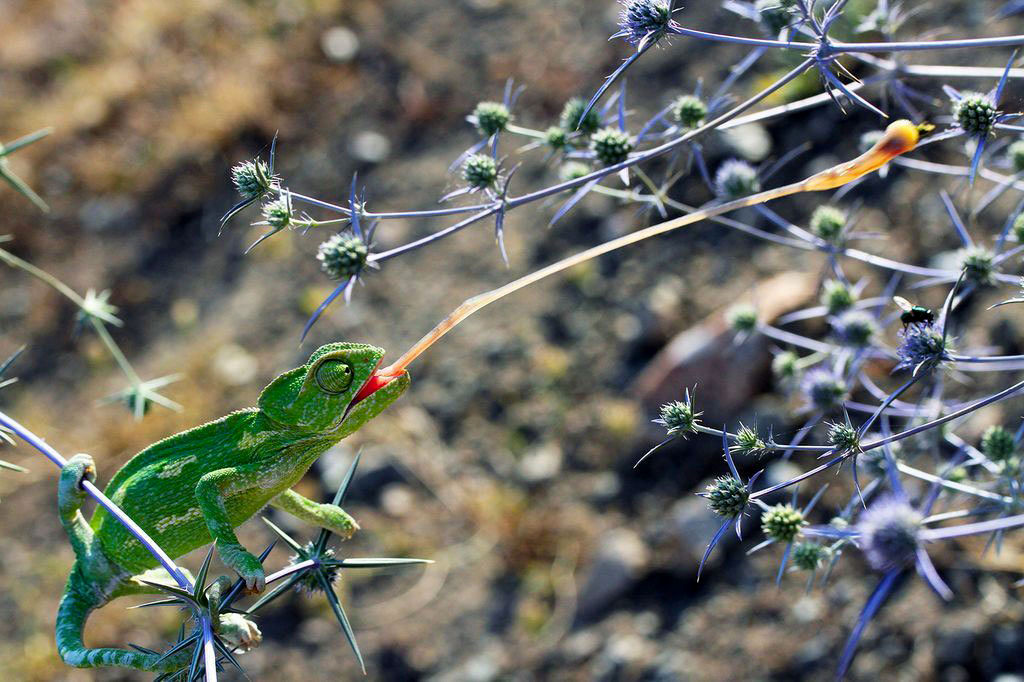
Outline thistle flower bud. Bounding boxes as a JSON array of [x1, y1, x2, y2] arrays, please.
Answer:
[[472, 101, 511, 136], [715, 159, 760, 200], [617, 0, 673, 46], [671, 94, 707, 129], [755, 0, 793, 35], [560, 98, 602, 135], [831, 310, 877, 348], [462, 154, 499, 189], [802, 369, 848, 411], [231, 159, 277, 200], [261, 196, 293, 230], [560, 161, 592, 182], [827, 421, 860, 453], [726, 304, 758, 333], [1013, 214, 1024, 243], [590, 127, 634, 166], [1008, 140, 1024, 173], [856, 497, 922, 571], [317, 233, 369, 281], [292, 543, 341, 593], [954, 92, 998, 137], [734, 425, 767, 457], [958, 246, 997, 286], [658, 397, 702, 437], [821, 279, 855, 314], [792, 542, 825, 571], [761, 504, 806, 542], [545, 126, 569, 150], [981, 425, 1016, 462], [810, 205, 847, 243], [772, 350, 800, 380], [706, 476, 749, 517]]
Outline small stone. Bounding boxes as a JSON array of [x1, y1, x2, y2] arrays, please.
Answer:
[[349, 131, 391, 163], [576, 528, 649, 620], [211, 344, 259, 386], [321, 26, 359, 62], [517, 442, 563, 484]]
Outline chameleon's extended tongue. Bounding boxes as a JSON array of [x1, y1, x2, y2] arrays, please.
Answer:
[[353, 372, 392, 403], [376, 119, 925, 380]]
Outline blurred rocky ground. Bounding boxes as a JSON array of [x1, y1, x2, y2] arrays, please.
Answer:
[[1, 0, 1023, 680]]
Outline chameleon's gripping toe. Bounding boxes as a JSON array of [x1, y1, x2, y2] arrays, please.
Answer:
[[217, 541, 267, 592], [57, 453, 95, 521]]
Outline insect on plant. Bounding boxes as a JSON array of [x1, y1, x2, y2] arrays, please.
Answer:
[[893, 295, 937, 329]]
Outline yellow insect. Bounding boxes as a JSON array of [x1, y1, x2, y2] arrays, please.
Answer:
[[377, 119, 928, 378]]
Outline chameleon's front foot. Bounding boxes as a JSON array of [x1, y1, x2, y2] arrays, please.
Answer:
[[216, 541, 266, 592]]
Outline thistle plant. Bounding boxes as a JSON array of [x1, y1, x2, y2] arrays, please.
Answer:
[[6, 0, 1024, 678], [204, 7, 1024, 673], [0, 243, 180, 420], [0, 128, 52, 212]]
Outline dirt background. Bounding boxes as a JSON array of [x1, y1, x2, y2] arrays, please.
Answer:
[[1, 0, 1024, 680]]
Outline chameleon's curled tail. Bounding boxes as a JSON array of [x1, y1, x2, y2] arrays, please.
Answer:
[[55, 563, 170, 671]]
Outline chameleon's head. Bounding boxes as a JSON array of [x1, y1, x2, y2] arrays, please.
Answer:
[[258, 342, 409, 433]]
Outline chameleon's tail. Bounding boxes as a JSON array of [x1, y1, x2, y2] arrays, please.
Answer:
[[55, 563, 172, 671]]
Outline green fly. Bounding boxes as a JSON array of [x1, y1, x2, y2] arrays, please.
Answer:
[[893, 295, 935, 329]]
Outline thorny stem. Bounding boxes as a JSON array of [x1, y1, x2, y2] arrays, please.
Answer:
[[752, 378, 1024, 499], [0, 245, 147, 396], [89, 318, 141, 385], [694, 423, 832, 452], [897, 462, 1014, 505]]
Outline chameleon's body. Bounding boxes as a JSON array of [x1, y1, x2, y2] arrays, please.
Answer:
[[55, 342, 409, 671]]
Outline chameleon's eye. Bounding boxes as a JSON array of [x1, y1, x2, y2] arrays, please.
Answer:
[[315, 359, 355, 393]]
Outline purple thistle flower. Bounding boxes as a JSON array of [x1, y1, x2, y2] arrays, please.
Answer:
[[830, 310, 878, 348], [895, 321, 952, 374], [855, 496, 922, 572], [800, 368, 848, 412], [614, 0, 677, 47], [715, 159, 761, 200]]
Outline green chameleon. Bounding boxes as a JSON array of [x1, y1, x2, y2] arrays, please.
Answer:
[[55, 342, 408, 672]]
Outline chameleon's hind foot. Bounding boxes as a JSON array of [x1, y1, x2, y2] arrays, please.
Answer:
[[216, 613, 262, 652], [58, 454, 96, 519]]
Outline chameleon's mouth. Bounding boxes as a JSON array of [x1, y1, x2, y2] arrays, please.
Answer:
[[352, 361, 404, 405]]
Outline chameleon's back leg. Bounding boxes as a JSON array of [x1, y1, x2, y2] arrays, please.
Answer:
[[55, 455, 185, 672], [57, 561, 195, 671]]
